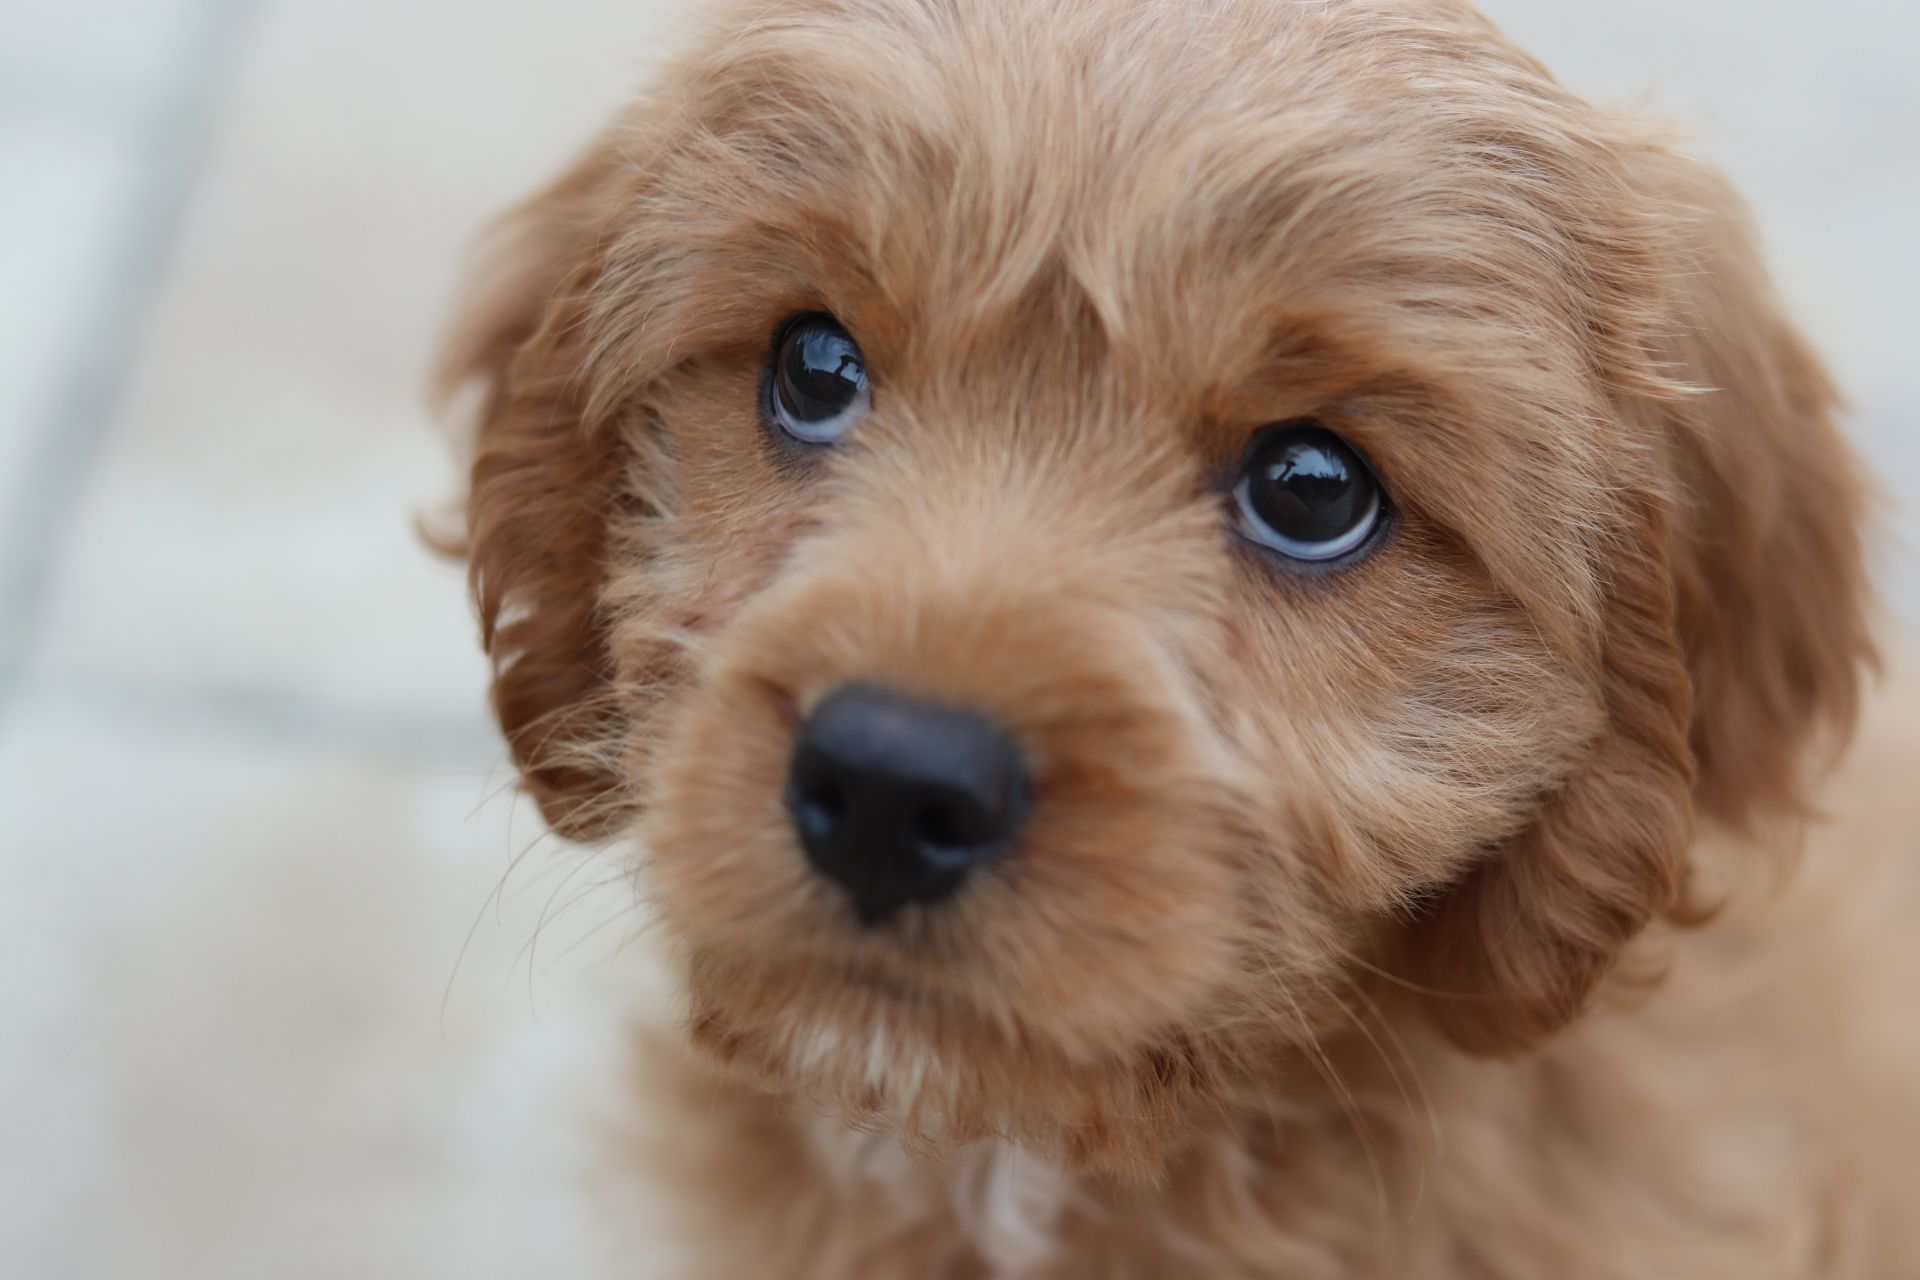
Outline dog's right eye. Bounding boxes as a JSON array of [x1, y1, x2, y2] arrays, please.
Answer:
[[767, 314, 870, 445]]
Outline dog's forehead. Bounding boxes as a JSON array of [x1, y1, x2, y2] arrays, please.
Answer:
[[662, 0, 1611, 384]]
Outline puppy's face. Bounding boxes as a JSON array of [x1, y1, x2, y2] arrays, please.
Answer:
[[449, 0, 1867, 1170]]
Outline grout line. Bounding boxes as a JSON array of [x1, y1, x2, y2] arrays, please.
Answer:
[[0, 0, 264, 720]]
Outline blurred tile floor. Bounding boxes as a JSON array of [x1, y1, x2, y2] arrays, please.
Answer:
[[0, 2, 1914, 1277]]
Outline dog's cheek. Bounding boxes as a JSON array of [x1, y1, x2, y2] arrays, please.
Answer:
[[1209, 549, 1605, 962], [600, 506, 832, 813], [1298, 655, 1600, 917], [636, 660, 829, 950]]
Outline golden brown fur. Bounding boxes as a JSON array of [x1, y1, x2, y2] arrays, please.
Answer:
[[438, 1, 1915, 1273]]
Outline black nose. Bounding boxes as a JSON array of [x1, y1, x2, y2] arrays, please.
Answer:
[[786, 684, 1029, 924]]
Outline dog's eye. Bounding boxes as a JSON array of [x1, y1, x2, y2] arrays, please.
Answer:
[[768, 314, 870, 445], [1233, 422, 1384, 563]]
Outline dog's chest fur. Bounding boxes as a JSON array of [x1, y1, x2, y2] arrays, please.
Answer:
[[663, 1002, 1861, 1280]]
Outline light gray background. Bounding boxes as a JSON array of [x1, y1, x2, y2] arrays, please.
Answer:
[[1, 2, 1914, 1276]]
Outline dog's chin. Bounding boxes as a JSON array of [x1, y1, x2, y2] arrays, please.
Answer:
[[678, 944, 1230, 1175]]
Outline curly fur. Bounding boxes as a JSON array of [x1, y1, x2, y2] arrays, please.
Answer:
[[437, 1, 1915, 1274]]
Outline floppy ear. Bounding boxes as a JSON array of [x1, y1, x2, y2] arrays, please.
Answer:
[[439, 142, 640, 841], [1411, 149, 1872, 1055], [1650, 157, 1875, 827]]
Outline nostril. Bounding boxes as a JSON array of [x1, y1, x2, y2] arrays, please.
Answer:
[[792, 777, 846, 842], [912, 796, 975, 851], [910, 788, 1013, 852], [805, 773, 847, 818]]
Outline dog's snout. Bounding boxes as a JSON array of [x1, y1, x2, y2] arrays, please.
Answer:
[[787, 684, 1028, 924]]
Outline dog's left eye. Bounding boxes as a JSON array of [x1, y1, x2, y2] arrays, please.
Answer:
[[1233, 422, 1384, 563], [768, 314, 870, 445]]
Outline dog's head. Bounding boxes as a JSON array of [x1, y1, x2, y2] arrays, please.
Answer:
[[444, 0, 1870, 1170]]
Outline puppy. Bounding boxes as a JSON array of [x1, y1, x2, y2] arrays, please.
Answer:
[[441, 1, 1920, 1274]]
